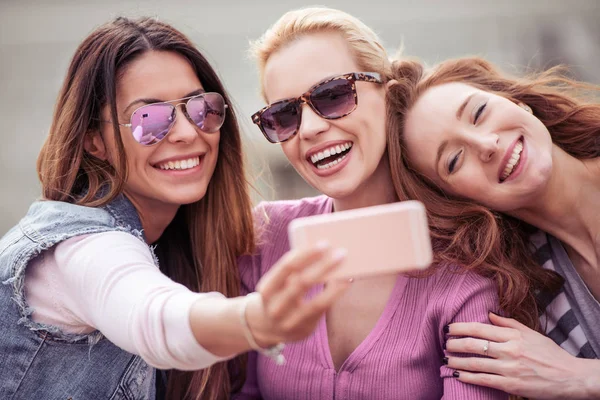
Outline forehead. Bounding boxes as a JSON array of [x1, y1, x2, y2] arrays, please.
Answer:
[[406, 82, 480, 138], [412, 82, 479, 118], [117, 50, 203, 101], [262, 32, 359, 103], [403, 82, 479, 173]]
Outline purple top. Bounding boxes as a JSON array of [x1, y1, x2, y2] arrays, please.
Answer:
[[236, 196, 507, 400]]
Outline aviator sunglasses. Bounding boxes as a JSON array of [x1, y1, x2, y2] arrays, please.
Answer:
[[105, 92, 228, 146], [251, 72, 382, 144]]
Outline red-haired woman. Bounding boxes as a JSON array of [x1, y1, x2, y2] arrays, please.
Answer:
[[386, 56, 600, 399]]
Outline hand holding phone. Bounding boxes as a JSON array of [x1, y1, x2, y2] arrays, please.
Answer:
[[288, 201, 433, 280]]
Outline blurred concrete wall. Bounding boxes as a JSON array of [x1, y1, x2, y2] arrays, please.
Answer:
[[1, 0, 599, 234]]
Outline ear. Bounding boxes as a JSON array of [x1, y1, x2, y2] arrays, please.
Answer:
[[517, 102, 533, 114], [84, 130, 108, 161]]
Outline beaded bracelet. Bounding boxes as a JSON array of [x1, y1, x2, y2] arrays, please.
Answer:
[[240, 292, 286, 365]]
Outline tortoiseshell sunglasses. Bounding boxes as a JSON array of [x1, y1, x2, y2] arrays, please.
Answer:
[[251, 72, 382, 143]]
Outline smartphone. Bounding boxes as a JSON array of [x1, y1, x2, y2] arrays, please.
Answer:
[[288, 201, 433, 280]]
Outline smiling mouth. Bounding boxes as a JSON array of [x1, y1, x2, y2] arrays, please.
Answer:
[[309, 142, 353, 170], [499, 138, 523, 182], [155, 156, 201, 171]]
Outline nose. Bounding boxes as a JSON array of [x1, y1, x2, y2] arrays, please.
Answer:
[[467, 132, 500, 162], [166, 105, 199, 144], [297, 103, 329, 141]]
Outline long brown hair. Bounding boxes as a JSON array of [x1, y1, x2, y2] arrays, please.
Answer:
[[386, 56, 600, 328], [37, 17, 254, 399]]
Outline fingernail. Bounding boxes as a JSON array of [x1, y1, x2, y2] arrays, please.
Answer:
[[332, 248, 348, 261], [442, 341, 446, 350], [443, 325, 450, 334], [489, 310, 500, 316], [453, 371, 460, 378], [315, 241, 330, 250], [348, 278, 354, 283], [442, 357, 448, 365]]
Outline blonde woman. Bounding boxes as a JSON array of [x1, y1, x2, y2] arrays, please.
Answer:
[[236, 7, 512, 400]]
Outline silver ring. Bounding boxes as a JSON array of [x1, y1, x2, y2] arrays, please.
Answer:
[[483, 340, 490, 357]]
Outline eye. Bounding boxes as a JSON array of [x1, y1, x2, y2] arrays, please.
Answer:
[[448, 149, 463, 173], [474, 102, 487, 124]]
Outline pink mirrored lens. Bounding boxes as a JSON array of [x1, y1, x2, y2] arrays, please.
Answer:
[[130, 104, 175, 145], [187, 93, 226, 133]]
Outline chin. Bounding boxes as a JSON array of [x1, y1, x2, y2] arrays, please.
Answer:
[[315, 182, 358, 201], [167, 189, 209, 206]]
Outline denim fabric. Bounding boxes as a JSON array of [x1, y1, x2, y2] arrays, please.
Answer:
[[0, 194, 157, 399]]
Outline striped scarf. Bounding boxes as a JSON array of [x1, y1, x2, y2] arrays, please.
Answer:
[[530, 230, 597, 359]]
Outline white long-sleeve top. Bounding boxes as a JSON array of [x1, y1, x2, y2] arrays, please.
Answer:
[[24, 231, 229, 370]]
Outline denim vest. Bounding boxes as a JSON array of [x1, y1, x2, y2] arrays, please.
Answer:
[[0, 194, 156, 399]]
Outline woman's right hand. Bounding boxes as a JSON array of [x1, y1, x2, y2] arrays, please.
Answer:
[[245, 242, 350, 347]]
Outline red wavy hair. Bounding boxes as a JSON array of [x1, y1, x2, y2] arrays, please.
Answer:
[[386, 56, 600, 329]]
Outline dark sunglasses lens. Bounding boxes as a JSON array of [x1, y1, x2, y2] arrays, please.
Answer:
[[311, 78, 355, 118], [187, 93, 226, 133], [130, 104, 175, 145], [260, 101, 299, 143]]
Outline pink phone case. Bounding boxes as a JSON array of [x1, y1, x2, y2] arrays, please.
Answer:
[[288, 201, 433, 280]]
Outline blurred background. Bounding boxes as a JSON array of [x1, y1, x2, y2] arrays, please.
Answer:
[[1, 0, 599, 234]]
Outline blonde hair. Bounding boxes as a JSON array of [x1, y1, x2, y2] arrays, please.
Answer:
[[250, 7, 391, 100]]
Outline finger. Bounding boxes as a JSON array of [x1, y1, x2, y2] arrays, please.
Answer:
[[453, 370, 514, 394], [446, 355, 504, 375], [446, 337, 499, 359], [299, 248, 347, 284], [266, 249, 347, 320], [257, 242, 330, 297], [447, 321, 517, 342], [488, 312, 529, 332], [282, 279, 351, 339]]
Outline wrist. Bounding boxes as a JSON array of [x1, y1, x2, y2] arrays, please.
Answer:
[[243, 292, 279, 348], [241, 293, 286, 365], [580, 358, 600, 399]]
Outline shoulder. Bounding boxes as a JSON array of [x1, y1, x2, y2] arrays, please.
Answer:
[[21, 200, 117, 241], [254, 195, 331, 224], [420, 265, 499, 312], [253, 195, 330, 237]]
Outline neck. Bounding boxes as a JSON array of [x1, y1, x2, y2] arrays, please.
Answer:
[[510, 146, 600, 267], [332, 157, 398, 212], [124, 191, 179, 244]]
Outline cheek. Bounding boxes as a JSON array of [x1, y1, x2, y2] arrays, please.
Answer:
[[280, 141, 300, 165], [207, 133, 221, 153]]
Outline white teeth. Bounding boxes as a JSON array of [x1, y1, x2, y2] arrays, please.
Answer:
[[317, 153, 349, 170], [500, 140, 523, 181], [157, 156, 200, 170], [310, 142, 353, 164]]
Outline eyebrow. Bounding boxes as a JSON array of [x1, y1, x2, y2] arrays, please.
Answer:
[[123, 88, 205, 115], [435, 139, 448, 176], [456, 93, 476, 121]]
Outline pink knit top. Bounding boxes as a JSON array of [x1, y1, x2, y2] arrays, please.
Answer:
[[236, 196, 507, 400]]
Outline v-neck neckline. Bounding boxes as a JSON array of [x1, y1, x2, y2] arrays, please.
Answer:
[[314, 273, 408, 373]]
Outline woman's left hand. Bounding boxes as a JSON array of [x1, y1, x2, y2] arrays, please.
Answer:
[[445, 312, 600, 400]]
